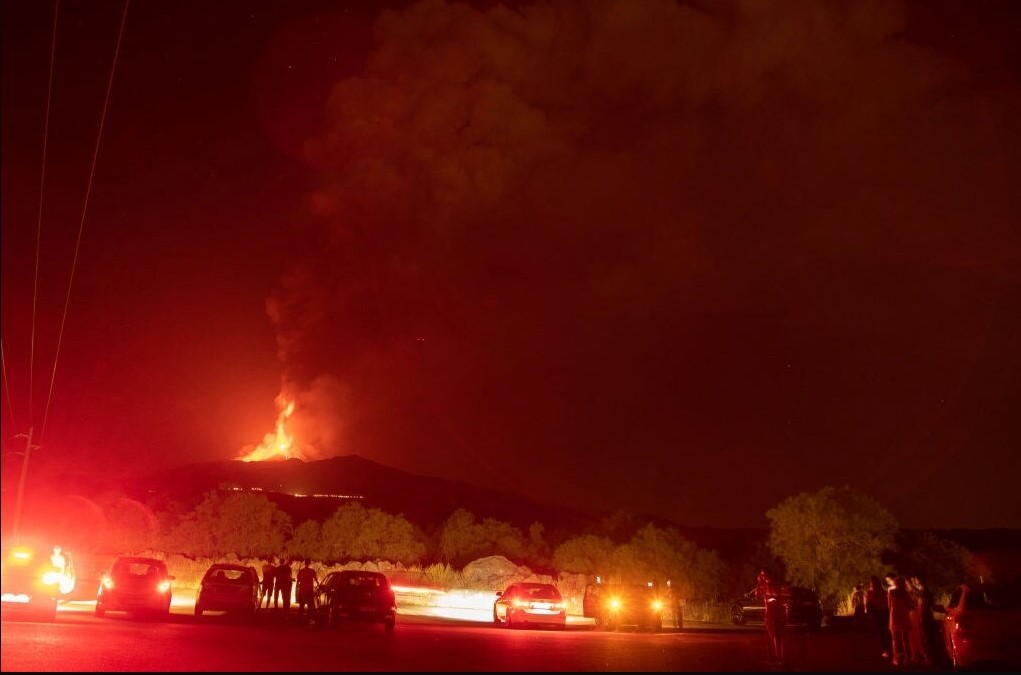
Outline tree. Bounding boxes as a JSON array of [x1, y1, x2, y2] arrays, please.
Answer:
[[615, 524, 724, 600], [320, 502, 427, 564], [896, 531, 981, 597], [163, 491, 292, 558], [767, 486, 898, 604], [438, 509, 527, 566], [288, 520, 325, 562], [553, 535, 617, 576]]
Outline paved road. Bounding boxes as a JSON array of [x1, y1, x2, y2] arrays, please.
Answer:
[[1, 605, 944, 672]]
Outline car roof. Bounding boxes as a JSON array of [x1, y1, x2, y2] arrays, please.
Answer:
[[207, 563, 250, 571], [113, 556, 166, 566]]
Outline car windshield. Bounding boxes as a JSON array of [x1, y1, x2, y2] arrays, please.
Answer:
[[341, 573, 387, 588], [205, 567, 250, 584], [514, 584, 561, 600], [113, 560, 164, 577]]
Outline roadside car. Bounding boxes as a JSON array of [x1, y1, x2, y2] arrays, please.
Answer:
[[493, 582, 567, 629], [942, 582, 1021, 671], [195, 563, 260, 617], [314, 569, 396, 632], [95, 556, 173, 618], [1, 540, 76, 621], [730, 586, 823, 631], [583, 582, 663, 632]]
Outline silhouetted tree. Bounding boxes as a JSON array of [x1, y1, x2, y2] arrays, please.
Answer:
[[767, 486, 898, 604], [163, 491, 292, 558]]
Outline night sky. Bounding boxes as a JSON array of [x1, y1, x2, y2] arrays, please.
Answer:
[[2, 0, 1019, 529]]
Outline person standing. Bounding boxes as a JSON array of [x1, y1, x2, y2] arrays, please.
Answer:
[[851, 583, 867, 632], [274, 558, 293, 617], [261, 557, 276, 610], [865, 576, 892, 659], [908, 576, 933, 665], [296, 559, 318, 624], [887, 574, 914, 666], [756, 570, 790, 666]]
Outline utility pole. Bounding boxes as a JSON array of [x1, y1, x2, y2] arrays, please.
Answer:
[[12, 426, 36, 545]]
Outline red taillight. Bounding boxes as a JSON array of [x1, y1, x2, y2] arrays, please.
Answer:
[[158, 581, 171, 593], [513, 599, 528, 608], [102, 577, 114, 590]]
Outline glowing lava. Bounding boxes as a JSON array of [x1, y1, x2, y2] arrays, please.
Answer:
[[239, 395, 301, 462]]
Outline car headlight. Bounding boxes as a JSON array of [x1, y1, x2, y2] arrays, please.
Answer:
[[42, 571, 62, 585]]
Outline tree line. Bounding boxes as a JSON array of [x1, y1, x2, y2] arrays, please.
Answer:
[[91, 485, 986, 605]]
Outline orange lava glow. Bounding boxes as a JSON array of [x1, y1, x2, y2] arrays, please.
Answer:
[[239, 395, 302, 462]]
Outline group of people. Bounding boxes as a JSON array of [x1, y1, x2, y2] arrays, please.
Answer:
[[858, 574, 938, 667], [753, 569, 940, 668], [258, 557, 319, 622]]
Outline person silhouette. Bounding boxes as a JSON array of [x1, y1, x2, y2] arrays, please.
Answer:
[[261, 557, 276, 610], [755, 570, 790, 666], [274, 558, 293, 617], [296, 559, 318, 623]]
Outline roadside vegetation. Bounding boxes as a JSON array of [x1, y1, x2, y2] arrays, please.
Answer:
[[80, 484, 987, 622]]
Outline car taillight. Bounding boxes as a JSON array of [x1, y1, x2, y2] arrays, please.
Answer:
[[652, 599, 663, 611], [555, 601, 567, 610], [42, 571, 62, 585], [102, 577, 114, 590], [158, 581, 171, 593], [608, 597, 621, 610], [513, 599, 528, 608]]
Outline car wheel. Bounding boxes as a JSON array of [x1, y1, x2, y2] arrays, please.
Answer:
[[383, 617, 395, 633], [732, 609, 745, 626], [506, 613, 515, 629], [605, 617, 617, 632], [493, 608, 501, 625], [94, 603, 106, 618]]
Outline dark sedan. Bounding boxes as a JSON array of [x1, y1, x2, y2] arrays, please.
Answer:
[[95, 556, 173, 618], [195, 563, 260, 617], [314, 570, 396, 632], [731, 586, 823, 630]]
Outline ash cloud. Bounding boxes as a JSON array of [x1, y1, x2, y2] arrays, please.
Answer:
[[265, 0, 1020, 525]]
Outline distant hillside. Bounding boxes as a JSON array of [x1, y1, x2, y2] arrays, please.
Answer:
[[125, 454, 597, 532]]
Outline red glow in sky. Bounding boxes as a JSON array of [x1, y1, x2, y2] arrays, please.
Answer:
[[2, 0, 1019, 529]]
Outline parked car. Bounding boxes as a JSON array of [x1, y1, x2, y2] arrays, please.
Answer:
[[1, 540, 76, 621], [730, 586, 823, 631], [195, 563, 260, 617], [95, 556, 173, 618], [942, 582, 1021, 671], [314, 570, 396, 632], [583, 582, 663, 632], [493, 582, 567, 629]]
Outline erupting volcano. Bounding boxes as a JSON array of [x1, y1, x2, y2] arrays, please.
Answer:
[[238, 394, 304, 462]]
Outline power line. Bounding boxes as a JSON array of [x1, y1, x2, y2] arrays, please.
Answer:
[[1, 339, 17, 433], [40, 0, 131, 444], [28, 0, 60, 429]]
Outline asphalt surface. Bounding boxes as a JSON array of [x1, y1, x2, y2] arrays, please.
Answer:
[[1, 602, 948, 672]]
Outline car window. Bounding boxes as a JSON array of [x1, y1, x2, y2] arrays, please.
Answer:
[[205, 567, 250, 584], [967, 586, 1021, 611], [114, 560, 164, 577], [344, 573, 384, 588], [518, 584, 561, 600]]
